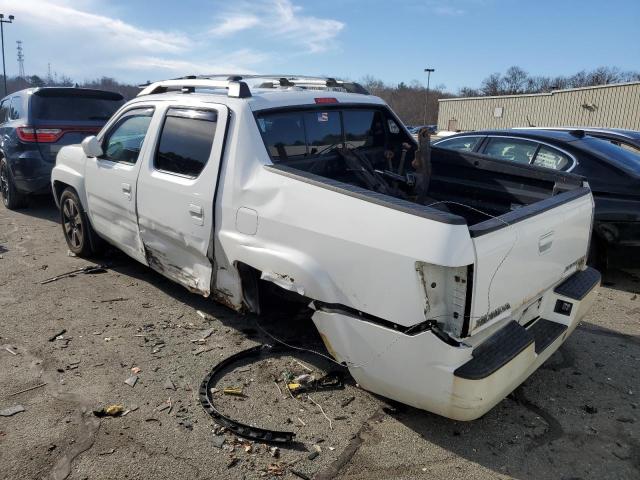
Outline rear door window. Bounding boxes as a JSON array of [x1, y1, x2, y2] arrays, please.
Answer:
[[102, 108, 154, 164], [9, 97, 22, 120], [0, 100, 9, 123], [343, 110, 385, 148], [532, 146, 571, 170], [482, 137, 538, 164], [155, 108, 217, 177], [435, 136, 483, 152]]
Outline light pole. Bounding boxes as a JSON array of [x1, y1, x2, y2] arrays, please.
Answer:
[[0, 14, 15, 96], [423, 68, 435, 126]]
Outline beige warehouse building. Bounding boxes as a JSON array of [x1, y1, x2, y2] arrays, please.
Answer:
[[437, 81, 640, 132]]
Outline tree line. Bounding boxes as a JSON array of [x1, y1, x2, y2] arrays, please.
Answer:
[[3, 65, 639, 126]]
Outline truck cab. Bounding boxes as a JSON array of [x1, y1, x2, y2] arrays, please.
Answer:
[[51, 75, 600, 421]]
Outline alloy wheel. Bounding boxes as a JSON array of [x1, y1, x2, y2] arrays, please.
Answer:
[[0, 163, 9, 206], [62, 198, 84, 249]]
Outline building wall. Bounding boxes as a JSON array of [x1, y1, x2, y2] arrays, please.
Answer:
[[437, 82, 640, 131]]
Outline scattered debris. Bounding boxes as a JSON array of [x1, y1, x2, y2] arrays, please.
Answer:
[[191, 328, 215, 343], [223, 387, 244, 396], [99, 297, 128, 303], [4, 346, 17, 356], [341, 396, 355, 408], [307, 450, 319, 460], [131, 367, 141, 375], [196, 310, 211, 321], [124, 375, 138, 387], [8, 382, 47, 397], [98, 448, 116, 456], [93, 405, 125, 417], [308, 395, 332, 429], [293, 360, 313, 372], [121, 405, 139, 416], [267, 463, 286, 476], [297, 417, 306, 426], [48, 329, 67, 342], [0, 405, 25, 416], [164, 378, 176, 390], [291, 470, 312, 480], [582, 404, 598, 414], [212, 435, 226, 449], [40, 264, 109, 285], [270, 446, 280, 458]]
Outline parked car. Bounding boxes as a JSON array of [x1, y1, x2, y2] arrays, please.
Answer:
[[434, 129, 640, 266], [51, 75, 599, 421], [0, 87, 124, 209]]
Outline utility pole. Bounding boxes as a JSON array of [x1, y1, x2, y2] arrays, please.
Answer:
[[0, 13, 15, 96], [16, 40, 24, 79], [422, 68, 435, 126]]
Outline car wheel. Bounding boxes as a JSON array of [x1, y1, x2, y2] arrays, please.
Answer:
[[60, 188, 95, 257], [0, 158, 27, 210]]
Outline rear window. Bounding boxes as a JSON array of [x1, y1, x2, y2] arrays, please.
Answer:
[[578, 137, 640, 175], [256, 108, 392, 162], [31, 95, 124, 122]]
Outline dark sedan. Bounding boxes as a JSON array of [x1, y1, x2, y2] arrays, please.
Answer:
[[433, 129, 640, 267]]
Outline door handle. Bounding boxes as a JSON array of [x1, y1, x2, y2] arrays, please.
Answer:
[[189, 203, 204, 225], [121, 183, 132, 200]]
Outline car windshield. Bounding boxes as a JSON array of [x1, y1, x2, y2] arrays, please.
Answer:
[[578, 136, 640, 176], [32, 94, 124, 122]]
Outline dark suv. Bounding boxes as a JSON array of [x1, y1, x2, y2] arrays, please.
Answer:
[[0, 87, 124, 209]]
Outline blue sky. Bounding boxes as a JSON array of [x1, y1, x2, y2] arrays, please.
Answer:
[[1, 0, 639, 91]]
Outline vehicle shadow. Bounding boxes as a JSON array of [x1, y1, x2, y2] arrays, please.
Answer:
[[379, 322, 640, 480], [19, 194, 60, 223], [602, 267, 640, 295]]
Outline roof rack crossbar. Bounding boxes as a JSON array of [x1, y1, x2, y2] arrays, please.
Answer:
[[137, 79, 251, 98]]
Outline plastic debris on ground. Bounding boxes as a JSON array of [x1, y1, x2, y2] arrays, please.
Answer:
[[0, 405, 25, 416], [93, 404, 125, 417]]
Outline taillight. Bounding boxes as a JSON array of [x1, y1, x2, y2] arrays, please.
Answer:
[[17, 127, 63, 143]]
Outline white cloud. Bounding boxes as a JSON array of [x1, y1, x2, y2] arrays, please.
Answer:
[[210, 0, 345, 53], [0, 0, 267, 81], [209, 15, 260, 37]]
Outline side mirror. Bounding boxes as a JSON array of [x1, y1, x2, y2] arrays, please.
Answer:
[[81, 136, 103, 158]]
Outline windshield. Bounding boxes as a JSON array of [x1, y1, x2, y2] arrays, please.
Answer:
[[32, 95, 124, 122], [578, 136, 640, 176]]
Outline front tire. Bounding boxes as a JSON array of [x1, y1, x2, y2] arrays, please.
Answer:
[[60, 188, 95, 257], [0, 158, 28, 210]]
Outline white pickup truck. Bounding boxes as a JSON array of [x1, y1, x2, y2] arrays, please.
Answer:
[[52, 75, 600, 421]]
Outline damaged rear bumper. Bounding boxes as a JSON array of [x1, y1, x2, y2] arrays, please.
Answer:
[[312, 267, 600, 421]]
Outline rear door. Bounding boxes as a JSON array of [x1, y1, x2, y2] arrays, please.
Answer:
[[85, 106, 155, 263], [135, 104, 229, 296]]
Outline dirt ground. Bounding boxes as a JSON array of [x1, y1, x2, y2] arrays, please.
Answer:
[[0, 197, 638, 480]]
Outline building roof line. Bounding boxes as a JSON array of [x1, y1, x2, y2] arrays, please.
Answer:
[[438, 81, 640, 103]]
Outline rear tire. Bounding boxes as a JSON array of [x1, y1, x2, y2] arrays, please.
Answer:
[[60, 188, 95, 257], [0, 158, 28, 210]]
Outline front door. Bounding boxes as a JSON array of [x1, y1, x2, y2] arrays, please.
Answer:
[[135, 104, 229, 296], [85, 106, 155, 263]]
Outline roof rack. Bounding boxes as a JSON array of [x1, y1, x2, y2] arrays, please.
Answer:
[[137, 74, 370, 98]]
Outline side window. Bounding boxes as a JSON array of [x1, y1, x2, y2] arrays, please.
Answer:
[[532, 146, 571, 170], [342, 110, 385, 149], [0, 100, 9, 123], [9, 97, 22, 120], [482, 137, 538, 164], [155, 108, 217, 177], [102, 108, 154, 164], [436, 136, 483, 152]]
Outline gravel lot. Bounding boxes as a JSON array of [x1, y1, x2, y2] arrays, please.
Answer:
[[0, 197, 638, 480]]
